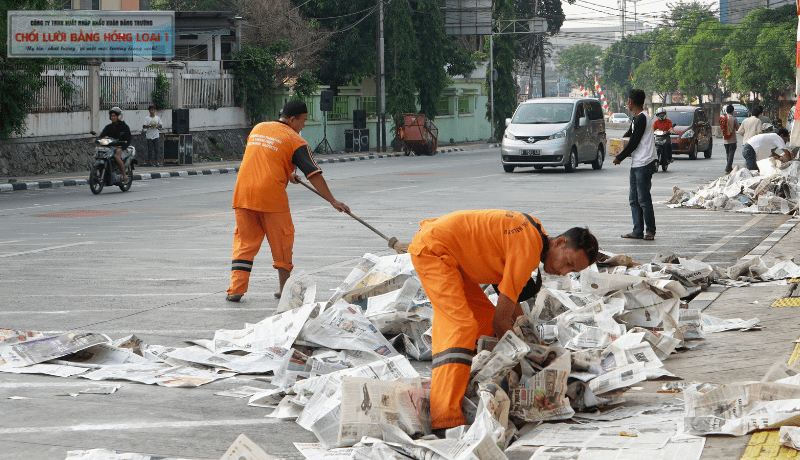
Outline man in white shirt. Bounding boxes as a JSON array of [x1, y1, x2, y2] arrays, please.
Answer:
[[142, 105, 163, 167], [742, 128, 792, 171], [613, 89, 658, 241], [738, 105, 764, 143]]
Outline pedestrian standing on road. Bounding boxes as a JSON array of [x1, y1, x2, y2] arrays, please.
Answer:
[[721, 104, 740, 173], [613, 89, 658, 241], [738, 105, 764, 143], [226, 100, 350, 302], [407, 209, 598, 434], [741, 128, 792, 172], [142, 105, 162, 167]]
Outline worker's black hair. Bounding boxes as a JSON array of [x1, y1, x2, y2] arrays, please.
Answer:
[[726, 104, 734, 114], [281, 100, 308, 119], [753, 105, 764, 117], [628, 89, 645, 108], [778, 127, 790, 137], [557, 227, 600, 264], [148, 105, 155, 110]]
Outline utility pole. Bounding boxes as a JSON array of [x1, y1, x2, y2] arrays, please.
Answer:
[[375, 0, 384, 152], [378, 0, 386, 151], [489, 34, 495, 142]]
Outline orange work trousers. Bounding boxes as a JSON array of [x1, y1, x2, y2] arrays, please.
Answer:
[[227, 208, 294, 296], [410, 246, 495, 430]]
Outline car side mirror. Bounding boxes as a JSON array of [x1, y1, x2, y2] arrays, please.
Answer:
[[505, 118, 511, 127], [579, 117, 587, 127]]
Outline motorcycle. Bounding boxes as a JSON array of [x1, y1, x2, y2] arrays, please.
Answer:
[[88, 131, 136, 194], [654, 129, 671, 172]]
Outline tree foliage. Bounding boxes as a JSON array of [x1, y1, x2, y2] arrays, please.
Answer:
[[487, 0, 518, 140], [557, 43, 602, 92], [151, 71, 171, 110], [231, 42, 290, 124], [674, 20, 732, 102], [412, 0, 449, 119], [384, 0, 418, 119], [295, 0, 376, 90], [0, 0, 53, 139], [723, 5, 796, 112], [291, 70, 321, 101], [601, 31, 656, 99]]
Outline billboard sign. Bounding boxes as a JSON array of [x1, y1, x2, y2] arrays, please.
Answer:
[[7, 10, 175, 58], [444, 0, 492, 36]]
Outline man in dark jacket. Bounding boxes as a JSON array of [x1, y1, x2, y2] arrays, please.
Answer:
[[98, 106, 132, 183]]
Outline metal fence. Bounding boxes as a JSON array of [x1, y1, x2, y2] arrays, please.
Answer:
[[182, 72, 235, 109], [28, 65, 236, 113], [30, 65, 90, 113], [328, 95, 349, 121]]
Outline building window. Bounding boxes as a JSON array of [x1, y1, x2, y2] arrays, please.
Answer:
[[175, 45, 208, 61], [437, 96, 450, 115], [458, 96, 471, 114]]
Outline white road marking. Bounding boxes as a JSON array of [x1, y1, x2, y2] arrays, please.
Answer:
[[43, 330, 218, 334], [0, 308, 269, 314], [419, 187, 458, 194], [467, 174, 501, 179], [368, 185, 419, 193], [294, 206, 329, 214], [15, 293, 215, 297], [0, 241, 96, 258], [0, 419, 280, 435], [0, 203, 63, 212], [0, 240, 23, 244]]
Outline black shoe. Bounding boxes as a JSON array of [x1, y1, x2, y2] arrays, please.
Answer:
[[226, 294, 242, 302]]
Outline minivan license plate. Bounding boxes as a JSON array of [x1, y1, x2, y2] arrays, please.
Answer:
[[521, 149, 541, 156]]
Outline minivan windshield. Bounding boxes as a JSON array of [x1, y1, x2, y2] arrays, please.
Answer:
[[665, 111, 694, 126], [512, 103, 573, 124]]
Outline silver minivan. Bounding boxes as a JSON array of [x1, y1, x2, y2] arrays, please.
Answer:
[[501, 98, 607, 172]]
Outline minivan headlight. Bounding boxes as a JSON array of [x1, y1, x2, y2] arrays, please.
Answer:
[[547, 129, 567, 140], [503, 130, 515, 140], [681, 129, 694, 139]]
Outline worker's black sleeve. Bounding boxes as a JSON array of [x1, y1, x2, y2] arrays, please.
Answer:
[[616, 113, 647, 162], [492, 277, 538, 303], [292, 144, 322, 178]]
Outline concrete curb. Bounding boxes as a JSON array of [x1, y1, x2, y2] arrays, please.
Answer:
[[688, 217, 800, 311], [0, 149, 467, 193]]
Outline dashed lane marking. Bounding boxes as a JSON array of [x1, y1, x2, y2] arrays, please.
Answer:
[[0, 419, 281, 435]]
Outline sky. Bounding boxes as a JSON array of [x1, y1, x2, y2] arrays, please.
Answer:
[[560, 0, 720, 29]]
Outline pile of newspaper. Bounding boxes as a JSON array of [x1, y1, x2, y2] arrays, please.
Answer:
[[667, 159, 800, 214], [0, 252, 765, 460]]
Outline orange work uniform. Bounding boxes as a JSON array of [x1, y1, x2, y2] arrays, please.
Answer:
[[407, 209, 545, 429], [227, 121, 322, 296]]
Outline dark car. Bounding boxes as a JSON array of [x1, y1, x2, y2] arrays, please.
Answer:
[[664, 106, 712, 160]]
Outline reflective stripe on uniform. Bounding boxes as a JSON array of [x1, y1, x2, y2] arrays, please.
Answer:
[[231, 259, 253, 272], [432, 347, 473, 369]]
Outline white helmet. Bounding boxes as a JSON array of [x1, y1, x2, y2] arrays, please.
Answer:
[[655, 107, 667, 118], [109, 106, 123, 121], [762, 123, 775, 133]]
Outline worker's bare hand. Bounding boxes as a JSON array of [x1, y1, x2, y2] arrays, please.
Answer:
[[289, 173, 301, 184], [613, 157, 622, 165], [331, 200, 350, 213]]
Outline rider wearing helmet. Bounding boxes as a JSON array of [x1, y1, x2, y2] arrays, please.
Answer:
[[652, 107, 673, 165], [98, 107, 132, 183]]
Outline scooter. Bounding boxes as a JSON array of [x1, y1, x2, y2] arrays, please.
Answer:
[[88, 131, 136, 194], [654, 129, 671, 172]]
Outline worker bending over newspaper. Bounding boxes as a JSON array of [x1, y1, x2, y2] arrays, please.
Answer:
[[407, 210, 598, 432]]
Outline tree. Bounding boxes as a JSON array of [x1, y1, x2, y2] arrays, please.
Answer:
[[674, 20, 731, 103], [151, 0, 236, 10], [236, 0, 328, 83], [557, 43, 602, 93], [723, 5, 796, 114], [0, 0, 52, 139], [384, 0, 418, 120], [487, 0, 517, 140], [412, 0, 449, 119], [231, 42, 290, 123], [601, 31, 656, 102], [660, 1, 717, 28], [295, 0, 376, 90]]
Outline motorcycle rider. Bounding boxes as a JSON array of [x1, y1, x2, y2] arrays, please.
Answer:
[[98, 107, 131, 183], [652, 107, 673, 167]]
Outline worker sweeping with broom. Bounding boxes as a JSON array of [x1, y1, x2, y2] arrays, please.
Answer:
[[407, 210, 599, 434], [226, 100, 349, 302]]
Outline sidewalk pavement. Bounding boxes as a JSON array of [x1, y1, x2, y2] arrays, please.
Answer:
[[0, 143, 490, 193]]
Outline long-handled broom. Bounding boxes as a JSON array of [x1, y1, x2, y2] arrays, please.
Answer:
[[297, 180, 410, 254]]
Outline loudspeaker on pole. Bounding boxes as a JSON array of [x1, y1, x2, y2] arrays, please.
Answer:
[[320, 90, 334, 112]]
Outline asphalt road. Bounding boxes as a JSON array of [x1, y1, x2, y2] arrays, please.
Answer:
[[0, 129, 788, 459]]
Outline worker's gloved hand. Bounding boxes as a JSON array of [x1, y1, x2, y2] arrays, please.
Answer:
[[388, 237, 410, 254], [331, 200, 350, 213]]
